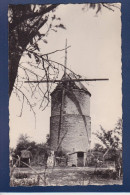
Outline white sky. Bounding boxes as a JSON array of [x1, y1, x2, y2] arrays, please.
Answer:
[[9, 3, 122, 149]]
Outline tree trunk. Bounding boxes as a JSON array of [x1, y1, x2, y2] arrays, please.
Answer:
[[8, 5, 59, 97], [9, 53, 21, 97]]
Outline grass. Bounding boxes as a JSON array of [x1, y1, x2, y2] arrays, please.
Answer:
[[10, 166, 122, 186]]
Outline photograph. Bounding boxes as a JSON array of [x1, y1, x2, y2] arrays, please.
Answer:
[[9, 3, 122, 186]]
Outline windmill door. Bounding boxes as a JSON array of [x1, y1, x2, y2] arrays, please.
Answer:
[[77, 152, 84, 167]]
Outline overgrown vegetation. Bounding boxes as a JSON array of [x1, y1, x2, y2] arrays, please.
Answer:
[[92, 118, 123, 178], [10, 175, 40, 186], [10, 167, 122, 186], [10, 134, 50, 166]]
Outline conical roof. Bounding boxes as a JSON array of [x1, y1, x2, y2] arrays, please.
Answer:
[[51, 73, 91, 96]]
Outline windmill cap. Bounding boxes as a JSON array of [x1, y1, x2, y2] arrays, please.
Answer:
[[51, 73, 91, 96]]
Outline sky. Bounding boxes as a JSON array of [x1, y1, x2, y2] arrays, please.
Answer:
[[9, 3, 122, 149]]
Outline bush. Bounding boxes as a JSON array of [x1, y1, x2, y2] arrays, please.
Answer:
[[13, 172, 29, 179], [93, 169, 117, 179], [10, 175, 40, 186]]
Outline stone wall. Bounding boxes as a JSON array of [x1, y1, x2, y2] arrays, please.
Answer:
[[51, 89, 90, 116], [50, 115, 91, 152], [68, 152, 87, 167], [50, 87, 91, 155]]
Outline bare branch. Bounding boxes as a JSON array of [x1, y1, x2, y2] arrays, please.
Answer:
[[14, 85, 36, 127], [42, 46, 71, 56], [18, 95, 24, 117], [102, 3, 114, 12]]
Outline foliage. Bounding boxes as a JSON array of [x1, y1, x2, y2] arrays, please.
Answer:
[[10, 175, 40, 186], [13, 172, 29, 179], [14, 134, 50, 165], [94, 118, 122, 150], [93, 143, 105, 153], [93, 118, 122, 173], [87, 156, 98, 167], [93, 169, 117, 179], [55, 149, 67, 157]]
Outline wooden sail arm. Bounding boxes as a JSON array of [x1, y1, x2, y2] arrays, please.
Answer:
[[25, 78, 109, 83], [57, 88, 65, 145]]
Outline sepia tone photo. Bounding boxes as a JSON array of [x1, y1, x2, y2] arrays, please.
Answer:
[[9, 3, 122, 186]]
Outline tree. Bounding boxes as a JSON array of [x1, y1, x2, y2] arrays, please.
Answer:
[[14, 133, 51, 165], [94, 118, 122, 151], [9, 4, 59, 97], [18, 133, 29, 144], [14, 134, 30, 156], [93, 143, 105, 153], [9, 4, 73, 113], [94, 119, 122, 177], [9, 3, 119, 112], [94, 119, 122, 168]]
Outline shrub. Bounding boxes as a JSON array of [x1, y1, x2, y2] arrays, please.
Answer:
[[93, 169, 117, 179], [13, 172, 29, 179], [10, 176, 40, 186]]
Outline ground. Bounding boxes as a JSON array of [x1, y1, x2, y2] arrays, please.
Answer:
[[10, 166, 122, 186]]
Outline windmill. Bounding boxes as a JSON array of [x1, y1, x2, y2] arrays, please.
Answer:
[[25, 40, 108, 167]]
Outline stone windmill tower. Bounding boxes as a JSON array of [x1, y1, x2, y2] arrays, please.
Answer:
[[50, 73, 91, 166]]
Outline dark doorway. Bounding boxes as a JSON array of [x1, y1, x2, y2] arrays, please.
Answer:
[[77, 152, 84, 167]]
